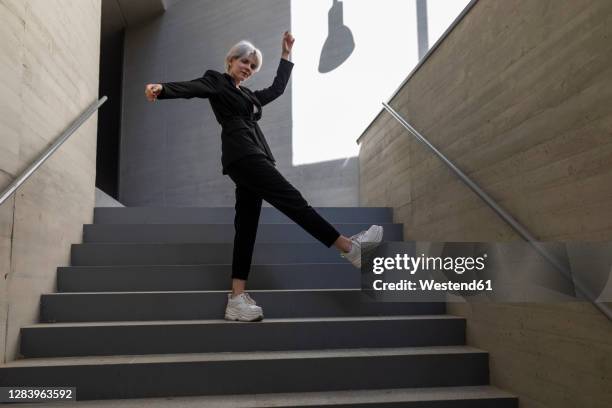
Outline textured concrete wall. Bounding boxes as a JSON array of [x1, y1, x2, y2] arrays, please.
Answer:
[[0, 0, 101, 363], [120, 0, 358, 207], [358, 0, 612, 407]]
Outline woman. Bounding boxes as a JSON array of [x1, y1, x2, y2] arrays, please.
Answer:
[[145, 32, 383, 322]]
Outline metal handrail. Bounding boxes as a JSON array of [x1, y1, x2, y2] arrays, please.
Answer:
[[382, 102, 612, 321], [0, 96, 107, 207]]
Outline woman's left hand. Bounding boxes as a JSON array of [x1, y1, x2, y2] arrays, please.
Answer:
[[282, 31, 295, 58]]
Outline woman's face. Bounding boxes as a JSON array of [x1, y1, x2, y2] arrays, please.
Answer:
[[229, 55, 258, 85]]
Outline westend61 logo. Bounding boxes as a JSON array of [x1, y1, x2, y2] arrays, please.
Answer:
[[372, 253, 488, 275], [365, 242, 612, 302], [367, 252, 492, 294]]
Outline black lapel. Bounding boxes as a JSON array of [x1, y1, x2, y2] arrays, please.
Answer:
[[222, 74, 245, 98], [222, 73, 262, 117], [239, 86, 262, 110]]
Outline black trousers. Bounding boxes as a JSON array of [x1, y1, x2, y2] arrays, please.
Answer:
[[226, 155, 341, 280]]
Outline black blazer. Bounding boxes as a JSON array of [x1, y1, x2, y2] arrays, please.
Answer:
[[157, 58, 294, 174]]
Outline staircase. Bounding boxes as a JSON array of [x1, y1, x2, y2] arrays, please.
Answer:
[[0, 206, 517, 407]]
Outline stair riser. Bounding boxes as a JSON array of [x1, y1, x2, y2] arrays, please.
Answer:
[[70, 243, 416, 266], [71, 244, 348, 266], [22, 319, 465, 357], [41, 291, 445, 322], [83, 223, 403, 243], [276, 401, 514, 408], [93, 207, 393, 225], [56, 264, 361, 292], [0, 353, 489, 400], [244, 400, 517, 408]]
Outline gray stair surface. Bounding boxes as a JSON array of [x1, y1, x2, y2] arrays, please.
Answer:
[[0, 206, 518, 406], [93, 207, 394, 224], [21, 316, 465, 358], [83, 223, 403, 243], [0, 347, 490, 400], [56, 264, 362, 292], [71, 242, 418, 266], [7, 386, 518, 407], [41, 290, 445, 322]]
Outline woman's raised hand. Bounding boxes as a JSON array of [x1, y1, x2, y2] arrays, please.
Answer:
[[282, 31, 295, 59], [145, 84, 163, 102]]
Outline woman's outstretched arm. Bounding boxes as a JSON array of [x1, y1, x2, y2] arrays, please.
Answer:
[[253, 31, 295, 106], [145, 70, 221, 101]]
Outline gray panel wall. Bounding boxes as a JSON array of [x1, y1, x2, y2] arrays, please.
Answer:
[[120, 0, 358, 206]]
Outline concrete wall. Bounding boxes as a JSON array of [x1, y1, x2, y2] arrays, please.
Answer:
[[120, 0, 358, 207], [358, 0, 612, 407], [0, 0, 101, 363]]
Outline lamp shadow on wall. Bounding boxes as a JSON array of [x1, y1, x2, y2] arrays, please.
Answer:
[[319, 0, 354, 73]]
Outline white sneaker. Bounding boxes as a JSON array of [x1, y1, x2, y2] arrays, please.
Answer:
[[341, 225, 384, 268], [241, 292, 258, 306], [224, 292, 264, 322]]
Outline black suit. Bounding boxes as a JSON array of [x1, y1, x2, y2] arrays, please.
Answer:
[[158, 58, 293, 174], [156, 58, 340, 280]]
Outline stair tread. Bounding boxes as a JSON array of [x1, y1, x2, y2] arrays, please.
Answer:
[[46, 288, 362, 295], [95, 207, 391, 210], [2, 346, 485, 367], [9, 386, 517, 407], [60, 262, 357, 266], [24, 314, 463, 329], [85, 222, 401, 225], [75, 242, 378, 244]]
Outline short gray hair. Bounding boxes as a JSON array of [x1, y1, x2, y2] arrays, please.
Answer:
[[225, 40, 263, 73]]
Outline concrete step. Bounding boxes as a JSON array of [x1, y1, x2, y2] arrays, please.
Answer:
[[41, 289, 445, 322], [82, 223, 403, 243], [21, 315, 465, 358], [93, 207, 394, 225], [7, 386, 518, 407], [70, 242, 415, 266], [0, 346, 490, 400], [56, 264, 361, 292]]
